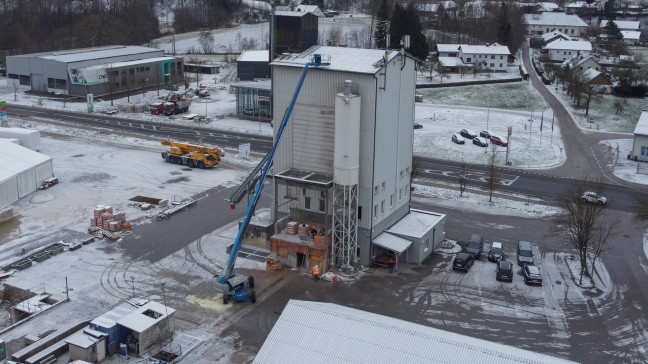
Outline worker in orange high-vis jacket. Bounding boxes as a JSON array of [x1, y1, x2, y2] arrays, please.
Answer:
[[312, 265, 320, 282]]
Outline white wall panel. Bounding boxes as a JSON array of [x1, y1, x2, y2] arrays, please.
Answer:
[[0, 178, 19, 209], [16, 169, 37, 198], [291, 104, 334, 174]]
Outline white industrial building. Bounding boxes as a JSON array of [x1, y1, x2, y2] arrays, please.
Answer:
[[268, 46, 445, 271], [0, 139, 53, 212], [254, 300, 579, 364]]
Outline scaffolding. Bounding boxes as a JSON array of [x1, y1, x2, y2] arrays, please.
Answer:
[[332, 183, 358, 275]]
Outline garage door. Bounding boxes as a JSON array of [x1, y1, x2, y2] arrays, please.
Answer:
[[291, 104, 334, 174]]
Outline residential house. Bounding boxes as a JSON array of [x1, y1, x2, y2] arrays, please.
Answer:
[[562, 54, 601, 72], [631, 110, 648, 162], [565, 1, 597, 16], [295, 4, 325, 17], [524, 12, 588, 37], [542, 30, 573, 44], [621, 31, 641, 45], [436, 43, 511, 72], [580, 68, 612, 93], [545, 39, 592, 62], [436, 44, 461, 57]]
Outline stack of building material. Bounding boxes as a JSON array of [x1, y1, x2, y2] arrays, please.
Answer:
[[297, 223, 311, 237], [266, 256, 282, 271], [90, 205, 128, 232], [286, 221, 298, 235]]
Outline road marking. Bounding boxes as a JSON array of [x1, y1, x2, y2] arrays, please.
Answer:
[[425, 168, 520, 186]]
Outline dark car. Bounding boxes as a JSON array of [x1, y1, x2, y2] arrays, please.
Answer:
[[451, 133, 465, 144], [479, 130, 492, 139], [496, 260, 514, 282], [472, 137, 488, 147], [460, 128, 477, 139], [414, 122, 423, 129], [464, 234, 484, 260], [488, 242, 504, 262], [522, 264, 543, 285], [517, 241, 534, 266], [453, 252, 475, 272], [490, 135, 508, 147]]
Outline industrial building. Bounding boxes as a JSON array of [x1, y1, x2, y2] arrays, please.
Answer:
[[6, 45, 184, 97], [230, 81, 272, 121], [254, 300, 579, 364], [268, 46, 445, 272], [237, 50, 270, 80], [275, 11, 318, 55]]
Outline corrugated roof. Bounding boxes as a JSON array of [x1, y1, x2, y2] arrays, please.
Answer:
[[373, 232, 412, 253], [90, 301, 140, 329], [545, 39, 592, 51], [524, 12, 588, 27], [459, 43, 510, 55], [11, 45, 162, 63], [271, 46, 400, 74], [0, 141, 51, 184], [634, 110, 648, 136], [238, 50, 270, 62], [386, 209, 444, 239], [66, 331, 99, 349], [117, 300, 175, 333], [254, 300, 580, 364]]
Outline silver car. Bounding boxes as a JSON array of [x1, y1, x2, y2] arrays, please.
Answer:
[[581, 191, 607, 205]]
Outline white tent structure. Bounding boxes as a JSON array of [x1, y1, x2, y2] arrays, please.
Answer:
[[0, 140, 53, 209]]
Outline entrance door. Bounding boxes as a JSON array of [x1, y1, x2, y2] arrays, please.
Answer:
[[297, 253, 305, 268]]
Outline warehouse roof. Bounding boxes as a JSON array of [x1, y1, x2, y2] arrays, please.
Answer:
[[9, 45, 162, 63], [254, 300, 579, 364], [0, 141, 52, 184], [272, 46, 404, 74], [117, 300, 175, 333]]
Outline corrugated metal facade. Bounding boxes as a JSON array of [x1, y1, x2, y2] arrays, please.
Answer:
[[271, 47, 416, 266]]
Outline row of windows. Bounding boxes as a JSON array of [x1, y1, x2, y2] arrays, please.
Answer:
[[304, 196, 326, 212], [543, 27, 576, 35], [374, 184, 409, 219]]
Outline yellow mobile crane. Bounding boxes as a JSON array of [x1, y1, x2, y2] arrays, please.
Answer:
[[160, 139, 224, 168]]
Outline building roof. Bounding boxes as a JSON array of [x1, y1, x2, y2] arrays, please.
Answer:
[[238, 50, 270, 63], [69, 57, 177, 85], [566, 1, 595, 8], [90, 300, 141, 329], [459, 43, 511, 55], [295, 5, 323, 15], [373, 232, 412, 254], [600, 20, 640, 30], [66, 332, 101, 349], [10, 45, 162, 63], [524, 12, 588, 27], [275, 10, 310, 17], [621, 31, 641, 40], [537, 2, 560, 11], [386, 209, 445, 239], [0, 140, 52, 184], [581, 68, 603, 83], [254, 300, 580, 364], [436, 44, 461, 53], [438, 56, 466, 67], [546, 39, 592, 51], [634, 110, 648, 136], [541, 30, 571, 42], [116, 300, 175, 333], [271, 46, 401, 75], [230, 80, 272, 91]]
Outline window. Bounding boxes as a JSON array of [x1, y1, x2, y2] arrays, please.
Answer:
[[490, 63, 494, 67], [381, 182, 386, 190], [405, 184, 409, 198], [305, 197, 311, 209], [466, 57, 471, 62], [381, 201, 384, 214], [374, 186, 379, 195], [319, 198, 325, 212], [425, 238, 430, 251], [390, 194, 393, 208], [500, 55, 504, 59], [642, 146, 647, 156], [399, 188, 403, 201], [491, 55, 495, 59], [374, 204, 378, 216], [499, 63, 503, 67]]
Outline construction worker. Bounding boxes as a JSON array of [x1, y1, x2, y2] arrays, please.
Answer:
[[312, 265, 320, 282], [388, 258, 395, 273]]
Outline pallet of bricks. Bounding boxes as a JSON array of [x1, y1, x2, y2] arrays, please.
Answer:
[[90, 205, 130, 233]]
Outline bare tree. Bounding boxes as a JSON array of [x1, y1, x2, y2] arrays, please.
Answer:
[[326, 25, 343, 46], [198, 30, 215, 53], [459, 160, 468, 197], [486, 144, 498, 202], [435, 62, 448, 83], [553, 181, 617, 285], [583, 83, 604, 116]]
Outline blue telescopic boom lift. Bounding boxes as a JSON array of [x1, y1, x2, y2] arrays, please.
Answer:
[[214, 54, 329, 304]]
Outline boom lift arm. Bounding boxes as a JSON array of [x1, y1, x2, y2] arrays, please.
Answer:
[[214, 54, 328, 304]]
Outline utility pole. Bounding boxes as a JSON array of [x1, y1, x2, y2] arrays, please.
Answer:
[[64, 277, 73, 302]]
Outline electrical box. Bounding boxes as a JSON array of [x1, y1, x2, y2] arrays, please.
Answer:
[[0, 339, 6, 360]]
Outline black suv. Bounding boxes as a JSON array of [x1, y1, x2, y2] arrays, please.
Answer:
[[522, 265, 543, 286], [496, 260, 513, 282], [464, 234, 484, 260], [453, 252, 474, 272]]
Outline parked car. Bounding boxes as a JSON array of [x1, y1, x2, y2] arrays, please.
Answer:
[[453, 252, 475, 272], [488, 242, 504, 262], [460, 129, 477, 139], [452, 134, 465, 144], [489, 135, 508, 147], [581, 191, 607, 205], [496, 260, 514, 282], [414, 122, 423, 129], [464, 234, 484, 260], [522, 264, 543, 285], [164, 84, 179, 91], [517, 241, 534, 266], [472, 137, 488, 147], [479, 130, 492, 139]]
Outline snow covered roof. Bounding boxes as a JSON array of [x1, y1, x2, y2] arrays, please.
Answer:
[[524, 12, 588, 27], [117, 300, 175, 332], [275, 10, 310, 17], [562, 54, 598, 68], [271, 46, 401, 74], [566, 1, 595, 8], [373, 232, 412, 253], [0, 141, 51, 184], [634, 110, 648, 136], [416, 1, 456, 11], [459, 43, 511, 55], [537, 2, 559, 11], [90, 301, 140, 329], [600, 20, 640, 30], [581, 68, 602, 82], [254, 300, 580, 364], [542, 30, 571, 41], [230, 80, 271, 91], [238, 50, 269, 63], [621, 31, 641, 40], [11, 45, 162, 63], [439, 56, 466, 67], [546, 39, 592, 51], [295, 5, 323, 16], [436, 44, 461, 53], [386, 209, 445, 239]]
